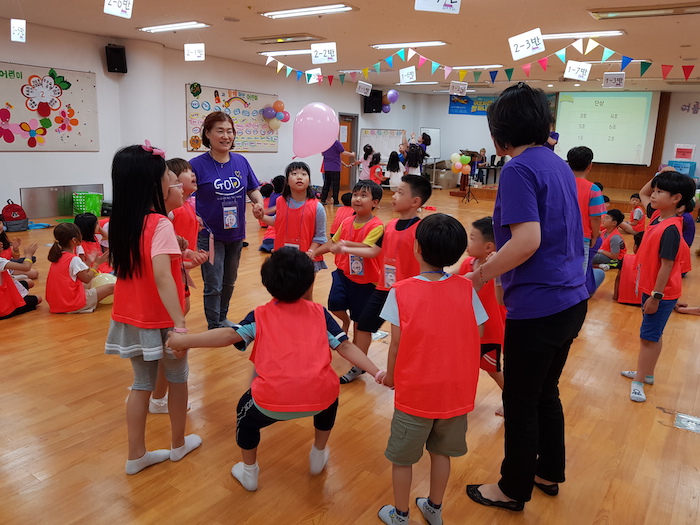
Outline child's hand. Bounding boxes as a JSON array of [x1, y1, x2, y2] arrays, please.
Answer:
[[329, 240, 344, 254], [95, 250, 110, 267], [306, 249, 315, 259], [189, 249, 209, 266], [24, 242, 38, 258], [167, 332, 189, 356], [252, 203, 264, 220], [11, 237, 21, 251], [642, 297, 660, 315], [176, 235, 188, 253]]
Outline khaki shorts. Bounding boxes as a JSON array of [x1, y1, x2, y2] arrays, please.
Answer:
[[68, 287, 99, 314], [385, 409, 468, 466]]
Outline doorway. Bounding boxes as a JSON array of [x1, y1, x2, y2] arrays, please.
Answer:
[[339, 113, 358, 189]]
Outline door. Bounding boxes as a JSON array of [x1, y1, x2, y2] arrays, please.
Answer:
[[339, 114, 357, 189]]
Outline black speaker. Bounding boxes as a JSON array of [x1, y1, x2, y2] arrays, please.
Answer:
[[363, 89, 383, 113], [105, 44, 127, 73]]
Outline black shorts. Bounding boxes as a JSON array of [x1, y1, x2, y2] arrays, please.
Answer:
[[357, 289, 390, 333], [327, 269, 376, 321]]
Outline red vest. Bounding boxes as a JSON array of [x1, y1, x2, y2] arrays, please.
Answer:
[[575, 177, 594, 239], [0, 268, 25, 317], [46, 252, 87, 313], [273, 197, 322, 261], [458, 257, 506, 345], [258, 196, 270, 227], [631, 205, 646, 232], [335, 215, 383, 284], [250, 299, 339, 411], [112, 214, 185, 328], [370, 165, 384, 185], [679, 238, 692, 274], [330, 206, 355, 235], [600, 227, 627, 259], [393, 276, 481, 418], [80, 240, 113, 274], [377, 219, 420, 292], [171, 200, 199, 254], [0, 246, 12, 260], [636, 215, 683, 299], [617, 254, 641, 305]]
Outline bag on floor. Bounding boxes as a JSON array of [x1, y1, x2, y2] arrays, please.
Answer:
[[2, 200, 28, 232]]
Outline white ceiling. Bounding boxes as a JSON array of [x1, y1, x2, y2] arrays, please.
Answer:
[[3, 0, 700, 95]]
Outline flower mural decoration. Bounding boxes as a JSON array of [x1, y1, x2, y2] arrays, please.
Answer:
[[19, 119, 47, 147], [55, 106, 79, 132], [0, 107, 21, 144], [20, 69, 71, 118]]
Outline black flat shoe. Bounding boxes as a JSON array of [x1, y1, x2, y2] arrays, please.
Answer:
[[466, 485, 524, 512], [533, 481, 559, 496]]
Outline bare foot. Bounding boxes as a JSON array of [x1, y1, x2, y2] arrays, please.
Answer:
[[495, 405, 504, 417]]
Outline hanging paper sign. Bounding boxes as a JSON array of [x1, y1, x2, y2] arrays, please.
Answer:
[[449, 81, 469, 95], [508, 28, 545, 61], [184, 43, 206, 62], [311, 42, 337, 64], [414, 0, 461, 14], [674, 144, 695, 160], [103, 0, 134, 19], [400, 66, 417, 83], [603, 72, 625, 88], [564, 60, 592, 82], [10, 19, 26, 43], [305, 67, 322, 84], [356, 81, 372, 96]]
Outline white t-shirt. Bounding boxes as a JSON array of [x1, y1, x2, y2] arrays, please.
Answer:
[[68, 255, 89, 281], [387, 163, 405, 189]]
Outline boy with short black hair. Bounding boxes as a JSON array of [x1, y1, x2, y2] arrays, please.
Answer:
[[619, 193, 646, 234], [377, 213, 487, 525], [593, 209, 626, 270]]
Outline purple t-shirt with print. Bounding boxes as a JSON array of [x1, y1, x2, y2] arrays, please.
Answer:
[[493, 146, 587, 319], [322, 140, 346, 172]]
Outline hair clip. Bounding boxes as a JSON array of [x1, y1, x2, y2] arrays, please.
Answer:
[[142, 139, 165, 159]]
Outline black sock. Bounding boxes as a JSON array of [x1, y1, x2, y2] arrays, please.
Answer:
[[427, 499, 441, 509], [395, 508, 409, 517]]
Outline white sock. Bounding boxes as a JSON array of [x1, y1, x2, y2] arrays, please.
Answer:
[[232, 461, 259, 491], [630, 381, 646, 402], [309, 445, 330, 475], [170, 434, 202, 461], [125, 449, 170, 475]]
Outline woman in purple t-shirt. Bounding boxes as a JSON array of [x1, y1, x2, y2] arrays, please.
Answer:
[[464, 83, 588, 512]]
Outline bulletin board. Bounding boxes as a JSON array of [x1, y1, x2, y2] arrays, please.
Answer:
[[185, 84, 279, 153], [0, 62, 99, 151], [359, 128, 404, 163]]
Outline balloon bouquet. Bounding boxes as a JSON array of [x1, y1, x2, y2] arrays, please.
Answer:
[[261, 100, 291, 131], [381, 89, 400, 113], [450, 152, 472, 178]]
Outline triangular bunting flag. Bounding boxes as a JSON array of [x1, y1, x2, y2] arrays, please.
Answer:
[[296, 71, 303, 81], [537, 57, 548, 72], [444, 66, 452, 80], [522, 63, 532, 78], [505, 68, 514, 81], [555, 48, 567, 63], [276, 61, 284, 73], [601, 47, 615, 62], [373, 63, 381, 74], [473, 71, 482, 83], [286, 66, 293, 78], [682, 65, 695, 81], [640, 62, 652, 77], [585, 39, 600, 55], [572, 39, 584, 54], [407, 48, 417, 61], [385, 56, 394, 69], [489, 70, 498, 83], [306, 73, 313, 83], [318, 75, 324, 84], [350, 72, 357, 82], [328, 75, 334, 86], [418, 55, 427, 69], [339, 74, 346, 84], [431, 61, 440, 74], [621, 56, 633, 71], [362, 68, 369, 79], [265, 56, 274, 65], [459, 70, 467, 82], [661, 64, 673, 80], [396, 49, 406, 61]]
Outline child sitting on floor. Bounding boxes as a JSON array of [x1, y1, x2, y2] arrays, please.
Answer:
[[593, 209, 626, 270]]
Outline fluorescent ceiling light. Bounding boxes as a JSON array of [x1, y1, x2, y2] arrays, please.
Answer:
[[261, 4, 354, 19], [588, 58, 651, 64], [259, 49, 312, 57], [433, 89, 476, 93], [589, 3, 700, 19], [547, 84, 554, 87], [452, 64, 504, 70], [372, 41, 447, 49], [541, 30, 624, 40], [395, 81, 439, 85], [139, 21, 210, 33]]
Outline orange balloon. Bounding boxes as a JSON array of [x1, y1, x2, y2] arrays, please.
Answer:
[[272, 100, 285, 112], [382, 95, 390, 105], [452, 165, 460, 174], [461, 164, 472, 175]]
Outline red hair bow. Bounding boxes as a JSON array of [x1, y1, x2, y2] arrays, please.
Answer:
[[142, 139, 165, 158]]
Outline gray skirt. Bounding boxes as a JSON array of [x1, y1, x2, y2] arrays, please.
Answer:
[[105, 320, 174, 361]]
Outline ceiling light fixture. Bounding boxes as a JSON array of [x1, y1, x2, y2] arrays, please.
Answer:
[[541, 30, 625, 40], [139, 21, 210, 33], [261, 4, 355, 19], [242, 34, 323, 45], [372, 41, 447, 50], [259, 49, 312, 57], [547, 84, 554, 87], [395, 81, 439, 85], [452, 64, 504, 70], [589, 3, 700, 19], [432, 89, 476, 93]]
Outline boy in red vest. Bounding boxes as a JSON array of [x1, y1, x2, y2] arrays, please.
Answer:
[[614, 231, 644, 305], [593, 209, 626, 270], [377, 213, 487, 525], [167, 247, 384, 491], [619, 193, 647, 234], [621, 170, 695, 402], [340, 175, 432, 384]]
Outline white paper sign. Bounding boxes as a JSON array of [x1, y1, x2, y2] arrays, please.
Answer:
[[311, 42, 337, 64], [603, 72, 625, 89], [184, 43, 206, 62], [306, 67, 322, 85], [414, 0, 461, 14], [356, 81, 372, 96], [449, 81, 469, 95], [564, 60, 592, 82], [10, 19, 26, 43], [508, 28, 545, 61], [103, 0, 134, 19], [399, 66, 417, 84]]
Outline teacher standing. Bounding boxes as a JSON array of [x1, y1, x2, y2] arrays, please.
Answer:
[[465, 83, 588, 511], [190, 111, 264, 329], [320, 140, 355, 206]]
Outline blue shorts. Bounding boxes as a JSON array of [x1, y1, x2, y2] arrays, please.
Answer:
[[639, 293, 678, 342], [328, 269, 376, 321]]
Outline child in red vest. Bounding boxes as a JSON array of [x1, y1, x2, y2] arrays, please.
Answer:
[[105, 143, 201, 475], [369, 152, 385, 185], [619, 193, 646, 235], [258, 175, 286, 253], [377, 213, 486, 525], [0, 241, 41, 319], [74, 212, 112, 274], [166, 247, 384, 491], [593, 209, 626, 270], [614, 231, 644, 305], [458, 217, 507, 416], [46, 223, 114, 313], [347, 175, 432, 384], [620, 170, 696, 402], [329, 192, 355, 236]]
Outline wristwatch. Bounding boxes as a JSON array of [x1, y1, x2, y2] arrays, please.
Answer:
[[651, 291, 665, 300]]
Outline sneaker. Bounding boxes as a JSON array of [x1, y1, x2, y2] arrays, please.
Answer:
[[608, 259, 620, 269], [339, 366, 365, 384], [416, 498, 443, 525], [309, 445, 330, 475], [599, 264, 610, 271], [378, 505, 408, 524], [242, 241, 249, 248], [621, 371, 654, 384]]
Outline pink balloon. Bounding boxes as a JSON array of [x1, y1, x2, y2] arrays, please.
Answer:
[[454, 162, 462, 170], [280, 110, 291, 123], [292, 102, 339, 158]]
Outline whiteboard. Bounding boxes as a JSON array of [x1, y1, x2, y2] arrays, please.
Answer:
[[359, 128, 404, 163], [420, 127, 441, 159]]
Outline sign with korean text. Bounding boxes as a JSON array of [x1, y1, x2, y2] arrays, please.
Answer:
[[449, 81, 469, 95], [603, 72, 625, 88], [414, 0, 461, 14], [311, 42, 337, 64], [103, 0, 133, 19], [564, 60, 592, 82], [399, 66, 417, 84], [184, 43, 205, 62], [356, 81, 372, 96], [674, 144, 695, 160], [508, 28, 545, 61], [11, 19, 26, 43]]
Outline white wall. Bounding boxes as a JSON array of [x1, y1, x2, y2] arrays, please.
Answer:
[[661, 92, 700, 170]]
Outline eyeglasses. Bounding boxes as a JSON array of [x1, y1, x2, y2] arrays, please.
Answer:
[[169, 183, 184, 189]]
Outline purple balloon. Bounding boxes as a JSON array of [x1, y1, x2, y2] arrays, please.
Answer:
[[276, 111, 285, 121], [387, 89, 400, 104], [382, 104, 391, 113], [262, 106, 276, 120]]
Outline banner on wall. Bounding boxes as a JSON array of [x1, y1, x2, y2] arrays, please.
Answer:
[[448, 93, 557, 116], [0, 62, 99, 151], [185, 84, 279, 153]]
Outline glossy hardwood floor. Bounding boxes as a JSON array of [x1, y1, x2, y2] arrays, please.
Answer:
[[2, 190, 699, 525]]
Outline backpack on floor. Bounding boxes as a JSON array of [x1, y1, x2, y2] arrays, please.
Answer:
[[2, 199, 29, 232]]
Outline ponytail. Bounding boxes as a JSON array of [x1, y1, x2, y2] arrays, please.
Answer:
[[47, 241, 64, 263], [48, 223, 82, 263]]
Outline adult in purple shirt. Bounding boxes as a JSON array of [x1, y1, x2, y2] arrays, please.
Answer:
[[190, 111, 264, 329], [465, 83, 588, 511], [320, 140, 354, 206]]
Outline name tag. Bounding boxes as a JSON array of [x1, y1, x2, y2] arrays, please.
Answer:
[[384, 264, 396, 287], [349, 255, 365, 276], [223, 206, 238, 229], [284, 243, 300, 250]]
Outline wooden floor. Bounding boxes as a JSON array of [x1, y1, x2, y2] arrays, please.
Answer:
[[2, 190, 699, 525]]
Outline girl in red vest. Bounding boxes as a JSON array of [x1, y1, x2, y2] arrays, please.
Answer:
[[74, 212, 112, 274], [46, 223, 114, 313], [369, 152, 385, 185], [105, 143, 201, 475], [0, 241, 41, 319]]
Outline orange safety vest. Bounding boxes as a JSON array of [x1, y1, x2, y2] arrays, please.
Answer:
[[377, 218, 420, 292], [46, 252, 87, 313]]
